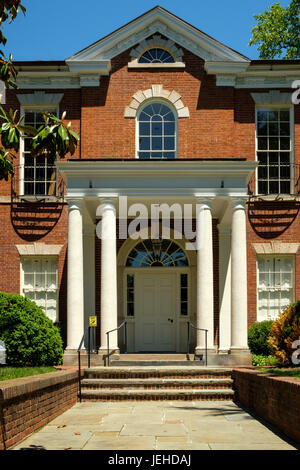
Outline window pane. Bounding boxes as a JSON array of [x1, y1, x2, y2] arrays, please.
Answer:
[[257, 121, 268, 136], [280, 122, 290, 136], [164, 137, 175, 150], [152, 137, 162, 150], [269, 122, 278, 136], [257, 138, 268, 150], [268, 111, 278, 121], [139, 152, 150, 159], [140, 137, 150, 150], [151, 122, 162, 136], [139, 122, 150, 135], [164, 121, 175, 135]]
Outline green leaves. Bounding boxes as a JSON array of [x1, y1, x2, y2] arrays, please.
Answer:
[[0, 1, 26, 29], [31, 112, 80, 160], [0, 107, 80, 181], [0, 53, 17, 88], [249, 0, 300, 59], [0, 147, 14, 180]]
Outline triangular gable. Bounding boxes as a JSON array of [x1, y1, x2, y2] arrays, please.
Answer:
[[66, 6, 250, 74]]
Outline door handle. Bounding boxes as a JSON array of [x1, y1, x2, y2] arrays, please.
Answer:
[[168, 318, 174, 323]]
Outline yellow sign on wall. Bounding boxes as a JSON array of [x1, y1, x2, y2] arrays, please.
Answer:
[[89, 316, 97, 327]]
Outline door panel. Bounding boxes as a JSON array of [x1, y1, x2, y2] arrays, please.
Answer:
[[135, 272, 177, 351]]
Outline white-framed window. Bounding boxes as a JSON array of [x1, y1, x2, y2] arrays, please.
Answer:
[[21, 256, 59, 322], [137, 101, 177, 159], [257, 255, 295, 321], [138, 48, 175, 64], [255, 106, 293, 194], [20, 107, 58, 196]]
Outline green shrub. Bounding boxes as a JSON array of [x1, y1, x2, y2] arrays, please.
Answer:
[[268, 300, 300, 365], [0, 292, 63, 366], [248, 320, 274, 356], [251, 354, 278, 366]]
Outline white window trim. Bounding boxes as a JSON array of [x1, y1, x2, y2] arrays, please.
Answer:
[[129, 34, 185, 69], [20, 255, 59, 322], [19, 104, 59, 197], [124, 84, 189, 119], [135, 99, 178, 159], [256, 254, 295, 321], [254, 103, 294, 195]]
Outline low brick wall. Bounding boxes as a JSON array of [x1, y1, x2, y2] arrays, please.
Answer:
[[232, 367, 300, 444], [0, 369, 80, 450]]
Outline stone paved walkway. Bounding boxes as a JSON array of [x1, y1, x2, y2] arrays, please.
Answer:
[[12, 401, 298, 450]]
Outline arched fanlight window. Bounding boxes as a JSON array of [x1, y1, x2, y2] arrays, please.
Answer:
[[138, 48, 175, 64], [138, 102, 176, 159], [126, 239, 188, 267]]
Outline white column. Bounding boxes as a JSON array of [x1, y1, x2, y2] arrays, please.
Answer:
[[195, 198, 214, 352], [98, 199, 118, 352], [66, 199, 84, 350], [231, 198, 248, 351], [218, 224, 231, 352]]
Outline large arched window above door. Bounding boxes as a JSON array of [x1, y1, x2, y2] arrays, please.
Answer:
[[126, 239, 188, 267], [138, 102, 176, 159]]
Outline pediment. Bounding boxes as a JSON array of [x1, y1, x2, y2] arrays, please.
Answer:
[[66, 6, 249, 73]]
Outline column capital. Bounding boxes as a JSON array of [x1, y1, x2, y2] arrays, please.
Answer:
[[231, 197, 248, 211], [96, 197, 118, 217], [66, 198, 84, 212], [195, 196, 213, 209]]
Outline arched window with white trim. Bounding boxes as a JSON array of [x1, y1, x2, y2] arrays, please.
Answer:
[[137, 102, 176, 159]]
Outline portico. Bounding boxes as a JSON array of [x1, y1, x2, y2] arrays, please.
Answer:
[[57, 159, 256, 365]]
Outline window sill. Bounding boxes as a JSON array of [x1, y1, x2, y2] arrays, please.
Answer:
[[128, 61, 185, 69]]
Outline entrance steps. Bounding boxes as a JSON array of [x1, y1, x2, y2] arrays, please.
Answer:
[[79, 366, 234, 401], [109, 353, 205, 367]]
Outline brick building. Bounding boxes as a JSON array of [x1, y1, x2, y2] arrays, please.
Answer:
[[0, 6, 299, 365]]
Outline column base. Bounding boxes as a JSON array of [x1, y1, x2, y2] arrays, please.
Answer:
[[193, 347, 252, 366]]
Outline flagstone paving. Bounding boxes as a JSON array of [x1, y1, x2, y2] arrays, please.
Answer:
[[11, 401, 298, 451]]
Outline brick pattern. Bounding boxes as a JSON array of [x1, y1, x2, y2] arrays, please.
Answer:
[[80, 367, 234, 401], [232, 368, 300, 444], [0, 370, 80, 450]]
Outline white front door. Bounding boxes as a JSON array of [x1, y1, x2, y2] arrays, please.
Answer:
[[135, 272, 177, 352]]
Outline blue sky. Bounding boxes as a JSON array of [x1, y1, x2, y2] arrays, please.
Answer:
[[3, 0, 291, 61]]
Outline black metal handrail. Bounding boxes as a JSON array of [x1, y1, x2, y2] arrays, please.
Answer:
[[187, 321, 208, 366], [106, 321, 127, 367], [77, 326, 93, 402]]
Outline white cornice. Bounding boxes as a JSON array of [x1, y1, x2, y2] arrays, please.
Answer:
[[57, 159, 257, 181]]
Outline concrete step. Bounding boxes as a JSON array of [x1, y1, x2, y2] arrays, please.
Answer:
[[79, 388, 235, 401], [113, 354, 195, 360], [110, 361, 205, 366], [81, 377, 233, 389], [84, 366, 232, 379]]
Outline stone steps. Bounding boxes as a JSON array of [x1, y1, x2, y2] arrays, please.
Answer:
[[79, 366, 234, 401]]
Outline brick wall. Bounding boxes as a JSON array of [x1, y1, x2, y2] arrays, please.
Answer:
[[232, 368, 300, 444], [0, 370, 80, 450]]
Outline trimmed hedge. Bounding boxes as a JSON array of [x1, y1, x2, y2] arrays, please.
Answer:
[[0, 292, 63, 366], [248, 320, 273, 356]]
